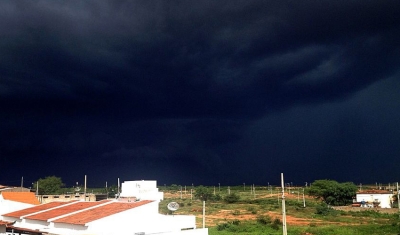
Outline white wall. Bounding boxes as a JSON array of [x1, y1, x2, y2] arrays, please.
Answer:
[[0, 196, 35, 218], [50, 222, 87, 235], [356, 194, 393, 208], [120, 181, 163, 201], [22, 218, 50, 231], [161, 228, 208, 235]]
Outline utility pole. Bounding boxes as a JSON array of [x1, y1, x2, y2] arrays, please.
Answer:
[[397, 182, 399, 216], [281, 173, 287, 235], [297, 189, 299, 202], [303, 188, 306, 208], [106, 181, 108, 199], [202, 201, 206, 228], [84, 175, 87, 201], [117, 178, 120, 199]]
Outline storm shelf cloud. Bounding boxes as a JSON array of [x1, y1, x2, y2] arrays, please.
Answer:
[[1, 0, 399, 187]]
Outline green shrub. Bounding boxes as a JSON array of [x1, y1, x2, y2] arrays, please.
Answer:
[[232, 210, 241, 215], [247, 206, 257, 214], [224, 193, 240, 203], [211, 194, 222, 201], [231, 219, 241, 225], [216, 222, 230, 231], [315, 202, 337, 216], [256, 215, 272, 225], [270, 218, 282, 230]]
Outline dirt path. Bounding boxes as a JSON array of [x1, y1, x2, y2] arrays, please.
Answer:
[[197, 209, 339, 227]]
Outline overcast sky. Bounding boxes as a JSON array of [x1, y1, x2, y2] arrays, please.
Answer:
[[1, 0, 399, 188]]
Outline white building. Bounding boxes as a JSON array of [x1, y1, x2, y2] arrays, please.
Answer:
[[356, 190, 394, 208], [0, 181, 207, 235], [119, 180, 164, 202]]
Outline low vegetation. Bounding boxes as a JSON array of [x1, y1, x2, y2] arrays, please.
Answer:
[[160, 182, 400, 235]]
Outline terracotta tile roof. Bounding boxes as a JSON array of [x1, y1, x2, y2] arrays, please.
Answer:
[[54, 200, 153, 225], [2, 201, 74, 218], [1, 192, 40, 205], [0, 220, 14, 226], [25, 201, 109, 221]]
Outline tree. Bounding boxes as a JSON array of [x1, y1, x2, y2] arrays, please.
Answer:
[[194, 185, 213, 201], [34, 176, 64, 195], [308, 179, 357, 206]]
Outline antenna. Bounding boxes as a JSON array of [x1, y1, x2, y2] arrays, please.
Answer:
[[167, 202, 180, 211], [75, 182, 81, 193]]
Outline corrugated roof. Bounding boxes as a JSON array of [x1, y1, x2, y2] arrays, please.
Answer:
[[53, 200, 153, 225], [25, 201, 109, 221], [1, 192, 40, 205], [2, 201, 74, 218]]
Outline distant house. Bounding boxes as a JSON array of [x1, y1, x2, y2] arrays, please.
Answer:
[[0, 185, 30, 193], [356, 190, 394, 208], [0, 192, 40, 216], [37, 193, 96, 204]]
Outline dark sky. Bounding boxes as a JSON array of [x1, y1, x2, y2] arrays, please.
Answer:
[[1, 1, 400, 188]]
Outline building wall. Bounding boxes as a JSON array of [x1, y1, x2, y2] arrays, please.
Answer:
[[0, 197, 35, 217], [162, 228, 208, 235], [120, 181, 163, 201], [0, 187, 30, 193], [356, 194, 393, 208], [22, 219, 49, 231], [51, 223, 87, 235], [0, 225, 5, 234], [37, 194, 96, 203]]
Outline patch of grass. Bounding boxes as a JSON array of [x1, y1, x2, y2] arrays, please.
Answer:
[[161, 186, 400, 235]]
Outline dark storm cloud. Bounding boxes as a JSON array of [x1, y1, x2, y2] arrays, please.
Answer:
[[1, 0, 399, 118], [1, 0, 399, 186]]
